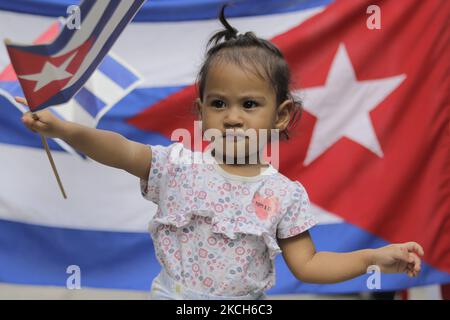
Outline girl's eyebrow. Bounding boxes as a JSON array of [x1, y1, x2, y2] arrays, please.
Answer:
[[205, 93, 226, 99], [240, 95, 267, 102]]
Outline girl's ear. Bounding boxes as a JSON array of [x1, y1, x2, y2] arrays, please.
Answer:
[[275, 99, 294, 132], [195, 98, 203, 120]]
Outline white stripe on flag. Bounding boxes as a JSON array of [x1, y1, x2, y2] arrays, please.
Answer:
[[0, 7, 325, 88], [83, 70, 127, 107], [310, 203, 344, 225], [0, 144, 155, 232], [113, 6, 325, 87]]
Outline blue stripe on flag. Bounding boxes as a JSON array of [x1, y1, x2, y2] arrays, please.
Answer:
[[73, 87, 105, 118], [99, 86, 186, 119], [0, 0, 333, 22], [0, 81, 23, 97], [135, 0, 333, 22], [1, 218, 449, 293], [0, 218, 157, 290], [98, 55, 139, 89]]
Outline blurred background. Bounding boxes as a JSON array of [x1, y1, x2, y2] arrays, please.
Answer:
[[0, 0, 448, 300]]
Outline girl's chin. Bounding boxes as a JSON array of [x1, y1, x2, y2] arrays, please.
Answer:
[[212, 149, 261, 165]]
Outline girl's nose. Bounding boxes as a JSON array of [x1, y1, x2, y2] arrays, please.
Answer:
[[223, 106, 244, 127]]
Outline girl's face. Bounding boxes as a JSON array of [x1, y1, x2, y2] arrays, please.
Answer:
[[196, 61, 292, 163]]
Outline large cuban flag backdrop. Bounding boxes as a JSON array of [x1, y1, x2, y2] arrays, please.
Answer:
[[0, 0, 449, 297]]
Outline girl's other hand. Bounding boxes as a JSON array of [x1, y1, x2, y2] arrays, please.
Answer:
[[371, 242, 424, 277], [16, 96, 65, 139]]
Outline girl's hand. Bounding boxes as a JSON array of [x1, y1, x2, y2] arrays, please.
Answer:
[[371, 242, 424, 277], [16, 96, 65, 139]]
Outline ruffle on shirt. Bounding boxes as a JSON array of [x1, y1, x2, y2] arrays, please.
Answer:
[[149, 208, 282, 260], [144, 143, 284, 260]]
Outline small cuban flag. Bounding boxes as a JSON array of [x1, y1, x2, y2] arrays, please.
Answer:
[[4, 0, 146, 111]]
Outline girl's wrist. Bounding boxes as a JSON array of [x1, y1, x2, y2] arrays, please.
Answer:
[[58, 120, 74, 141], [363, 248, 377, 269]]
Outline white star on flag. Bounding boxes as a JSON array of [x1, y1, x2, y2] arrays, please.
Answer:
[[299, 43, 406, 166], [18, 52, 77, 92]]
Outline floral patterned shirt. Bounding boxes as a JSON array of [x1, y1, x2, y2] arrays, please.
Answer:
[[140, 142, 317, 297]]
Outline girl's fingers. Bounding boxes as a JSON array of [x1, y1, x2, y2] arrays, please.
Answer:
[[405, 253, 421, 277], [394, 247, 410, 263], [21, 111, 46, 133], [23, 120, 37, 133], [23, 111, 43, 123], [22, 112, 35, 125], [406, 265, 416, 277], [15, 96, 28, 106], [410, 253, 421, 272], [31, 119, 47, 132], [405, 242, 425, 256], [407, 265, 416, 277]]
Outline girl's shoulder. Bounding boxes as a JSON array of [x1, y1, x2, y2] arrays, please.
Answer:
[[266, 170, 309, 200], [151, 142, 197, 166], [152, 142, 224, 162]]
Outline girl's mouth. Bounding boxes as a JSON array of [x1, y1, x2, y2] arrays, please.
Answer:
[[223, 131, 247, 141]]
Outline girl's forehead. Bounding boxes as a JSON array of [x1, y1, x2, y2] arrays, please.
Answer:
[[205, 61, 275, 95]]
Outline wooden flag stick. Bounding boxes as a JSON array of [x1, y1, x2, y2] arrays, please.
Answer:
[[5, 39, 67, 199], [31, 114, 67, 199]]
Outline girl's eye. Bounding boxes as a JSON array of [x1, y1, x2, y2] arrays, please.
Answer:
[[211, 100, 225, 108], [243, 100, 258, 109]]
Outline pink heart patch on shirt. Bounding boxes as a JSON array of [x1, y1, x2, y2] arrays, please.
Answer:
[[252, 192, 280, 220]]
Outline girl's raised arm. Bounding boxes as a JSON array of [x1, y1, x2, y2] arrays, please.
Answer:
[[17, 97, 152, 180]]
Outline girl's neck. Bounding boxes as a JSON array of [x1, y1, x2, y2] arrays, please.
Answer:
[[211, 149, 270, 177], [217, 163, 269, 177]]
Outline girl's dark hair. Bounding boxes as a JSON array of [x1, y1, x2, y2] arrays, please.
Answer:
[[196, 5, 303, 140]]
